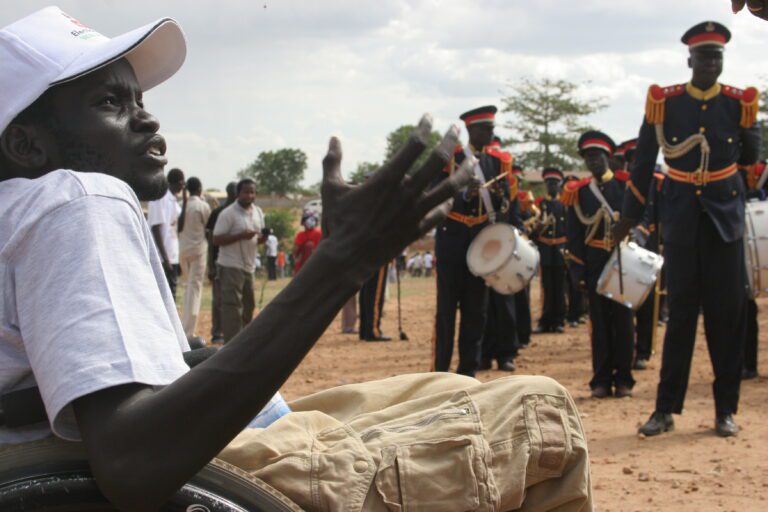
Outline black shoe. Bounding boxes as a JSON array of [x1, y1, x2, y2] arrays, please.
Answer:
[[554, 325, 565, 333], [478, 359, 492, 371], [633, 358, 649, 370], [614, 385, 633, 398], [364, 335, 392, 342], [742, 368, 758, 380], [518, 340, 530, 348], [638, 412, 674, 436], [532, 326, 549, 334], [498, 360, 516, 372], [591, 386, 611, 399], [715, 414, 739, 437]]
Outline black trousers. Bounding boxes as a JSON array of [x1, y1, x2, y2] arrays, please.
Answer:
[[359, 266, 388, 340], [165, 264, 180, 300], [434, 247, 487, 377], [514, 287, 531, 344], [566, 270, 586, 322], [482, 290, 518, 364], [635, 291, 655, 361], [744, 299, 758, 373], [587, 290, 635, 389], [539, 264, 566, 329], [656, 214, 746, 416], [267, 256, 277, 280]]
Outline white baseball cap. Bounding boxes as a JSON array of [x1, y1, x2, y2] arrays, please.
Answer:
[[0, 6, 186, 134]]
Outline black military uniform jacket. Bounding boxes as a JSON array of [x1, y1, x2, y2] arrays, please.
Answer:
[[565, 171, 626, 287], [535, 194, 567, 266], [624, 82, 760, 246], [436, 145, 520, 241], [635, 172, 665, 253]]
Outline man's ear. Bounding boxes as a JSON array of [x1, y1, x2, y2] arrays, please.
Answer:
[[687, 55, 693, 69], [0, 123, 51, 173]]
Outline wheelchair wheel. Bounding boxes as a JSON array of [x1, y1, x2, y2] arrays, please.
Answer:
[[0, 437, 303, 511]]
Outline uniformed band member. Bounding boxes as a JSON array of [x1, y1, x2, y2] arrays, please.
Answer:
[[534, 167, 568, 333], [433, 106, 514, 376], [615, 21, 760, 437], [480, 137, 521, 371], [564, 131, 635, 399], [563, 174, 588, 327], [620, 138, 662, 371], [512, 164, 534, 346], [358, 265, 390, 341], [741, 160, 766, 380]]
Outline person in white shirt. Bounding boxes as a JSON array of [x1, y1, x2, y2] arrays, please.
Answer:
[[148, 167, 184, 297], [265, 229, 278, 280], [424, 250, 434, 277], [178, 177, 211, 337], [0, 8, 592, 511], [212, 178, 265, 342]]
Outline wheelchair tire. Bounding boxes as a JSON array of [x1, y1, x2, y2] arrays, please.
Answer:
[[0, 437, 303, 511]]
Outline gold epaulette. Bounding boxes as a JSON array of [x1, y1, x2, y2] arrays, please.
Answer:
[[722, 85, 759, 128], [645, 84, 685, 125], [561, 178, 589, 207]]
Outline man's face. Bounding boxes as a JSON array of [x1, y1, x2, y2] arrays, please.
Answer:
[[237, 183, 257, 208], [169, 178, 185, 195], [467, 123, 494, 150], [688, 47, 723, 88], [583, 148, 609, 178], [42, 59, 168, 200], [545, 179, 561, 197]]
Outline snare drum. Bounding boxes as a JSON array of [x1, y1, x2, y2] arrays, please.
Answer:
[[466, 223, 540, 295], [596, 241, 663, 310], [744, 199, 768, 298]]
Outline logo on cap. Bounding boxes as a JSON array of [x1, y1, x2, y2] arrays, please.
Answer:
[[61, 11, 103, 40], [706, 22, 715, 32]]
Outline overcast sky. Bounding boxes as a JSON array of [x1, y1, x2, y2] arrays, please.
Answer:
[[3, 1, 767, 190]]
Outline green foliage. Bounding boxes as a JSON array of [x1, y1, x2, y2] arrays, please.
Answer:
[[348, 161, 379, 185], [263, 209, 297, 248], [385, 125, 442, 174], [238, 148, 308, 195], [501, 77, 606, 170], [757, 86, 768, 161]]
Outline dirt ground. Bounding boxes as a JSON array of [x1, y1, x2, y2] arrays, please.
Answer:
[[192, 275, 768, 512]]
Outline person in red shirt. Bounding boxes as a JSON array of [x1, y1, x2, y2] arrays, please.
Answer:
[[293, 211, 322, 273]]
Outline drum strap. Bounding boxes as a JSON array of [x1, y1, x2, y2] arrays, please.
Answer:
[[464, 148, 497, 222]]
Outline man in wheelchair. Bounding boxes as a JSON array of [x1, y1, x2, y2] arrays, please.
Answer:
[[0, 7, 592, 511]]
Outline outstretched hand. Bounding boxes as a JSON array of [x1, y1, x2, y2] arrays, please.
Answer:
[[732, 0, 768, 21], [319, 114, 472, 283]]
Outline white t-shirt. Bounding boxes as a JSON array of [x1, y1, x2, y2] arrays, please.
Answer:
[[0, 170, 190, 444], [213, 202, 264, 273], [266, 234, 278, 258], [147, 189, 181, 264], [424, 253, 433, 268]]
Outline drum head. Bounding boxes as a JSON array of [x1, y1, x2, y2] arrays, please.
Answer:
[[467, 224, 516, 276]]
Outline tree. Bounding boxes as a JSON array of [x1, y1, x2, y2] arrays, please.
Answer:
[[385, 125, 442, 174], [757, 85, 768, 161], [348, 161, 379, 185], [238, 148, 308, 195], [501, 78, 606, 169], [263, 209, 297, 250]]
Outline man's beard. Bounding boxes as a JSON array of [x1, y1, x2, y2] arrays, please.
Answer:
[[52, 127, 167, 201]]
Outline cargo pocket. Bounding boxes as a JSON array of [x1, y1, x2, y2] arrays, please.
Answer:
[[523, 394, 571, 479], [374, 436, 480, 512]]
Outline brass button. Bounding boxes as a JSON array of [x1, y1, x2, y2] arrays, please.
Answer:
[[732, 190, 738, 196], [696, 190, 702, 196], [672, 136, 678, 142], [353, 460, 369, 473], [728, 138, 733, 143], [699, 127, 706, 133], [701, 104, 708, 111]]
